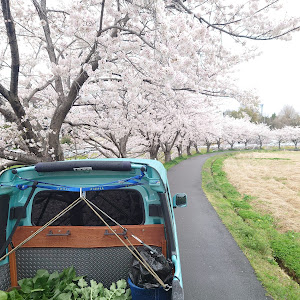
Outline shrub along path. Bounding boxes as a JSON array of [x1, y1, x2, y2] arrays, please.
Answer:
[[168, 153, 271, 300]]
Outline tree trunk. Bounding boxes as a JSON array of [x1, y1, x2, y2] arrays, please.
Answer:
[[150, 151, 157, 160], [186, 144, 192, 156], [48, 131, 64, 161], [119, 143, 127, 158], [278, 141, 281, 150], [216, 139, 222, 150], [194, 143, 200, 153], [161, 132, 180, 163], [149, 144, 160, 160], [176, 144, 183, 157], [206, 143, 211, 153], [118, 134, 130, 158], [164, 150, 172, 163]]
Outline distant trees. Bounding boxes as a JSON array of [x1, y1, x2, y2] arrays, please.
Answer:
[[224, 106, 261, 123], [264, 113, 278, 129], [275, 105, 300, 128], [229, 104, 300, 130]]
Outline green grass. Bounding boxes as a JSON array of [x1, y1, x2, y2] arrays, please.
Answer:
[[254, 158, 291, 161], [202, 153, 300, 300]]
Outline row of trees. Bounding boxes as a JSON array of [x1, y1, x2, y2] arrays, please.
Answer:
[[226, 104, 300, 129], [59, 112, 300, 162], [0, 1, 299, 168]]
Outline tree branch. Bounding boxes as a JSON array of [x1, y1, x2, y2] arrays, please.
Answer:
[[0, 83, 10, 100], [99, 0, 105, 32], [174, 0, 300, 40], [32, 0, 64, 97], [25, 76, 56, 103], [0, 106, 19, 123], [99, 25, 155, 49], [84, 136, 120, 158], [64, 120, 98, 128], [1, 0, 20, 96], [0, 149, 45, 165]]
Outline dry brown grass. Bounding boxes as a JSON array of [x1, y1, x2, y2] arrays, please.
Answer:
[[223, 151, 300, 233]]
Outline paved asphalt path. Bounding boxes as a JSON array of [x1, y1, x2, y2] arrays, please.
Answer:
[[168, 153, 272, 300]]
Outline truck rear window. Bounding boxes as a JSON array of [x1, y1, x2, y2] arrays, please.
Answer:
[[31, 190, 144, 226], [0, 195, 9, 251]]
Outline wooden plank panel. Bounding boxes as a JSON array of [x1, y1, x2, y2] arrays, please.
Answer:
[[8, 245, 18, 287], [12, 225, 166, 249]]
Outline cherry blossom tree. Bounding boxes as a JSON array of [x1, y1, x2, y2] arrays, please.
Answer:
[[273, 127, 289, 150], [285, 126, 300, 150], [0, 0, 299, 168], [196, 111, 224, 153], [222, 117, 240, 150], [253, 123, 271, 149], [236, 118, 257, 149]]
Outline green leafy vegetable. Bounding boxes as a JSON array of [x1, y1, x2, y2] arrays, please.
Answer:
[[0, 267, 131, 300], [0, 291, 8, 300]]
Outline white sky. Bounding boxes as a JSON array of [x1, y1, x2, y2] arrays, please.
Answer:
[[233, 0, 300, 116]]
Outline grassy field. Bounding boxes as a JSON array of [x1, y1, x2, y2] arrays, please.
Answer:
[[223, 152, 300, 233], [202, 151, 300, 300]]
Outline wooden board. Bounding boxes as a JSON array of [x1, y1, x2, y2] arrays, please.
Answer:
[[12, 225, 166, 252], [8, 245, 18, 287]]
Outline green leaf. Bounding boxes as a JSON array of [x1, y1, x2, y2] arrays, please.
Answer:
[[90, 280, 98, 290], [56, 292, 72, 300], [103, 288, 111, 298], [78, 278, 88, 289], [33, 270, 49, 282], [49, 288, 61, 300], [81, 288, 90, 299], [6, 290, 23, 300], [60, 267, 76, 283], [90, 280, 104, 297], [116, 279, 127, 290], [73, 276, 84, 282], [31, 269, 50, 291], [18, 278, 33, 293], [48, 271, 59, 283], [63, 282, 77, 292], [110, 282, 116, 291], [0, 291, 8, 300], [70, 289, 79, 298]]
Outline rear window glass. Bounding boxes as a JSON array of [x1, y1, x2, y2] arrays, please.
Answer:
[[31, 190, 144, 226], [0, 195, 9, 251]]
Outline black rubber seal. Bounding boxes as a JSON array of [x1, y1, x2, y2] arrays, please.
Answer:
[[35, 161, 132, 172]]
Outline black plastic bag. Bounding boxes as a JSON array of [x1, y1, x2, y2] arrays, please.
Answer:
[[129, 246, 173, 289]]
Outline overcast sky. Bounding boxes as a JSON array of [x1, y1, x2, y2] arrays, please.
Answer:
[[234, 0, 300, 116]]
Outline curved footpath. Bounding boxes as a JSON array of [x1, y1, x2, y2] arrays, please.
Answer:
[[168, 153, 272, 300]]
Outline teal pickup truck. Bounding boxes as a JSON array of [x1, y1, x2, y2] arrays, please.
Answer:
[[0, 159, 186, 300]]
